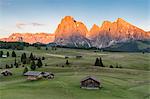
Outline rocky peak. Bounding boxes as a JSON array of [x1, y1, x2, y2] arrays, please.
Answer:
[[0, 33, 55, 44], [87, 24, 100, 39], [55, 16, 88, 39], [54, 16, 90, 47], [100, 21, 112, 30], [88, 18, 150, 48]]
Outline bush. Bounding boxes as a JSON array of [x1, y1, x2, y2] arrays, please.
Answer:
[[109, 65, 113, 68], [66, 60, 70, 65], [119, 66, 122, 68], [42, 57, 45, 60]]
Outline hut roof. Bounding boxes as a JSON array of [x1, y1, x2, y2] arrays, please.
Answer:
[[24, 71, 41, 76], [81, 76, 100, 83], [24, 71, 53, 76], [41, 72, 53, 76]]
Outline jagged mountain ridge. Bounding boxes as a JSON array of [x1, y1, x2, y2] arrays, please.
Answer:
[[0, 33, 55, 44], [88, 18, 149, 48], [0, 16, 149, 48]]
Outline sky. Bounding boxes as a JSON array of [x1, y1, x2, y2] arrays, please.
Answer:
[[0, 0, 149, 38]]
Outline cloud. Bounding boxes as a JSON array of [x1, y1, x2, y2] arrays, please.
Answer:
[[16, 23, 26, 29], [16, 22, 45, 29], [31, 23, 45, 26]]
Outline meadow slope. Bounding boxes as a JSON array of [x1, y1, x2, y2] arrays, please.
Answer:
[[0, 47, 150, 99]]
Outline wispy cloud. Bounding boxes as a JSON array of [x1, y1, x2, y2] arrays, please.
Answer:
[[16, 23, 26, 29], [16, 22, 45, 29], [31, 23, 45, 26]]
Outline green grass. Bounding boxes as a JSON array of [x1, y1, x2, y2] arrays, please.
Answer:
[[0, 47, 150, 99]]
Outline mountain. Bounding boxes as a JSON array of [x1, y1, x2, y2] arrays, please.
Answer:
[[0, 16, 149, 49], [54, 16, 91, 48], [0, 33, 55, 44], [88, 18, 150, 48]]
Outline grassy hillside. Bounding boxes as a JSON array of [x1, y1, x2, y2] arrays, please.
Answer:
[[0, 47, 150, 99], [103, 40, 150, 52]]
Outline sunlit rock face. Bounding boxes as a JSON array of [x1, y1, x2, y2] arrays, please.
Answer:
[[88, 18, 150, 48], [54, 16, 91, 48], [87, 24, 100, 39], [0, 33, 55, 44], [0, 16, 149, 48]]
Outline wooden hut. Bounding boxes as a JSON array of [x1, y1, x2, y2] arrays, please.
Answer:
[[1, 69, 12, 76], [80, 76, 101, 89], [24, 71, 54, 80], [24, 71, 43, 80], [41, 72, 54, 79]]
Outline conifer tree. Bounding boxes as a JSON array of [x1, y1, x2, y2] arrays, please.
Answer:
[[94, 58, 100, 66], [30, 60, 36, 70], [12, 51, 16, 57], [21, 53, 27, 64], [99, 57, 104, 67], [29, 53, 34, 60], [23, 67, 28, 74], [0, 51, 3, 57], [37, 58, 43, 68], [7, 51, 9, 57]]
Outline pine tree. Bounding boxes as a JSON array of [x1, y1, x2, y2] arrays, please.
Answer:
[[37, 58, 43, 68], [30, 60, 36, 70], [14, 58, 17, 66], [5, 64, 9, 68], [29, 53, 34, 60], [21, 53, 24, 62], [99, 57, 104, 67], [23, 67, 28, 74], [7, 51, 9, 57], [10, 64, 13, 68], [0, 51, 3, 57], [21, 53, 27, 64], [94, 58, 100, 66], [12, 51, 16, 57]]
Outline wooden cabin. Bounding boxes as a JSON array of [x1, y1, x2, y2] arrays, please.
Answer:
[[41, 72, 54, 79], [1, 69, 12, 76], [24, 71, 54, 80], [24, 71, 43, 80], [80, 76, 101, 89]]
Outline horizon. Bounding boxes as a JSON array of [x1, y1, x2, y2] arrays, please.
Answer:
[[0, 0, 149, 38]]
